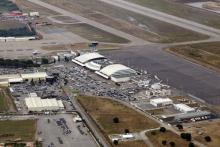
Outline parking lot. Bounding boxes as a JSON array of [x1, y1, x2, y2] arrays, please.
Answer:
[[37, 114, 97, 147]]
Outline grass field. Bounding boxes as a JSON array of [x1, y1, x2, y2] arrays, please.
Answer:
[[125, 0, 220, 29], [44, 0, 208, 43], [0, 0, 19, 13], [168, 42, 220, 70], [0, 20, 26, 30], [0, 87, 16, 112], [77, 95, 158, 146], [116, 140, 148, 147], [15, 0, 58, 15], [41, 42, 122, 51], [185, 120, 220, 147], [77, 96, 159, 134], [56, 23, 130, 43], [146, 130, 190, 147], [0, 120, 36, 142]]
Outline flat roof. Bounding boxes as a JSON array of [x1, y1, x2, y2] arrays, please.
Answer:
[[150, 98, 173, 104], [21, 72, 47, 79], [174, 103, 195, 112]]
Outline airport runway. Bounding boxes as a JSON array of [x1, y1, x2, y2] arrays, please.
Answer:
[[104, 44, 220, 105], [100, 0, 220, 38], [27, 0, 148, 46]]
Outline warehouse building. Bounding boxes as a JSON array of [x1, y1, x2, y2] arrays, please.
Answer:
[[25, 93, 64, 112], [174, 103, 195, 113], [72, 52, 106, 67], [21, 72, 47, 81], [0, 74, 23, 86], [150, 98, 173, 107], [95, 64, 136, 82]]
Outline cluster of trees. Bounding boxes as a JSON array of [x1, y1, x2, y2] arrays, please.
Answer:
[[0, 26, 36, 37], [0, 58, 39, 68]]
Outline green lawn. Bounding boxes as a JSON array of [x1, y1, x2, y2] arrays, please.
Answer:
[[0, 120, 36, 142]]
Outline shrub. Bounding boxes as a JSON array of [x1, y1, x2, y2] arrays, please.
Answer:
[[170, 141, 175, 147], [188, 142, 195, 147], [124, 129, 130, 134], [160, 127, 166, 133], [162, 140, 167, 145], [204, 136, 211, 142], [113, 117, 119, 123], [113, 140, 118, 145]]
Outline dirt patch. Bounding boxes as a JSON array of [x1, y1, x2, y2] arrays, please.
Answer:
[[0, 87, 16, 112]]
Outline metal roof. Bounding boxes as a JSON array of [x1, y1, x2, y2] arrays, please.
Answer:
[[100, 64, 136, 77], [74, 52, 106, 63]]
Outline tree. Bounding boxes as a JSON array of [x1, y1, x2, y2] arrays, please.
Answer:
[[188, 142, 195, 147], [176, 124, 183, 130], [160, 127, 166, 133], [151, 131, 156, 135], [204, 136, 211, 142], [113, 117, 119, 123], [113, 140, 118, 145], [170, 142, 175, 147], [41, 58, 49, 64], [181, 133, 191, 141], [30, 79, 35, 86], [162, 140, 167, 145], [124, 129, 130, 134]]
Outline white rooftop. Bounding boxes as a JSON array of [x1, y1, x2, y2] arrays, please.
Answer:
[[150, 98, 173, 103], [100, 64, 136, 77], [174, 103, 195, 112], [74, 52, 106, 63]]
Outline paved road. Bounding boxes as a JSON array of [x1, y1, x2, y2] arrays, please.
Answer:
[[27, 0, 148, 46], [99, 0, 220, 38], [103, 44, 220, 105]]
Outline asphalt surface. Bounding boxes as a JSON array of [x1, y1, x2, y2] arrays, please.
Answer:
[[27, 0, 148, 46], [99, 0, 220, 38], [103, 44, 220, 105]]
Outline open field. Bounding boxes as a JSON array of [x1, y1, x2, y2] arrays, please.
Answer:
[[44, 0, 208, 43], [0, 119, 36, 142], [125, 0, 220, 29], [116, 140, 148, 147], [0, 20, 26, 30], [15, 0, 58, 15], [185, 120, 220, 147], [0, 87, 16, 112], [0, 0, 19, 13], [146, 130, 190, 147], [77, 96, 159, 134], [168, 42, 220, 70], [41, 42, 123, 51], [56, 23, 130, 43], [77, 96, 158, 146]]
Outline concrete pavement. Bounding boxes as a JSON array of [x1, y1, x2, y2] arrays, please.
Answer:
[[99, 0, 220, 38]]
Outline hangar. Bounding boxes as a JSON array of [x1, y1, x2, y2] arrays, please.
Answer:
[[25, 93, 64, 112], [96, 64, 136, 82], [72, 52, 106, 66]]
